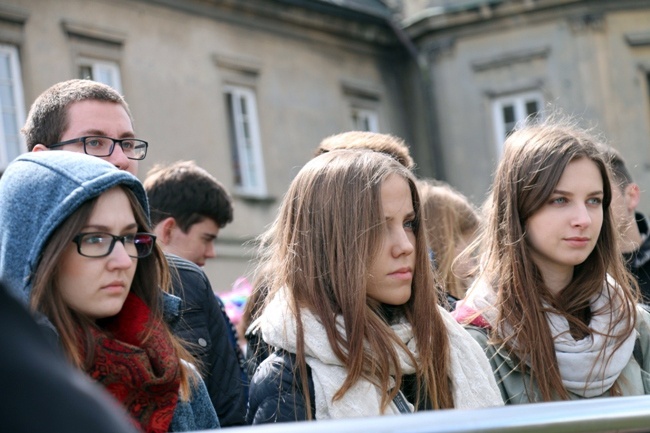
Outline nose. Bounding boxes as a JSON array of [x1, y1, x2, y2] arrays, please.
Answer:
[[205, 242, 217, 259], [107, 240, 135, 269], [391, 228, 415, 258], [571, 203, 592, 228], [106, 144, 133, 174]]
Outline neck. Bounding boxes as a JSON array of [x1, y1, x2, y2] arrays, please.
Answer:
[[540, 268, 573, 296]]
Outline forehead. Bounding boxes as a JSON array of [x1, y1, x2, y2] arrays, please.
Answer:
[[86, 188, 136, 225], [380, 174, 413, 214], [63, 100, 133, 137]]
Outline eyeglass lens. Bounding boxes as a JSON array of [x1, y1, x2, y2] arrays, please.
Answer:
[[76, 233, 155, 258], [83, 137, 147, 160]]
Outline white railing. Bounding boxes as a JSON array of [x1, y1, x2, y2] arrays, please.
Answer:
[[203, 395, 650, 433]]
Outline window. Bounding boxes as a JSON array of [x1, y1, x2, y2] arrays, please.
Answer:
[[78, 59, 122, 93], [224, 85, 267, 198], [351, 107, 379, 132], [492, 91, 544, 155], [0, 44, 25, 170]]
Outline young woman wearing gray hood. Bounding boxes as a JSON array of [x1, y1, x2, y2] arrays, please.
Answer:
[[0, 151, 219, 432]]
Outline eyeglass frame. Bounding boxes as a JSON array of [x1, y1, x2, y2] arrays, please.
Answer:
[[47, 136, 149, 160], [71, 232, 157, 259]]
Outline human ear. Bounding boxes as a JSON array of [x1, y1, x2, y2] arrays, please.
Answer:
[[625, 183, 641, 213], [154, 217, 177, 245], [32, 144, 49, 152]]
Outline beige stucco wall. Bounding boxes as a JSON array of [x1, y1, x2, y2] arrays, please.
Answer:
[[408, 1, 650, 211], [7, 0, 414, 292]]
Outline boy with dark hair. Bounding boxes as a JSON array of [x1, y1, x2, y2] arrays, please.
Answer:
[[144, 160, 247, 399], [144, 160, 233, 267]]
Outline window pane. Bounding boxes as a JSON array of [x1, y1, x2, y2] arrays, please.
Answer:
[[502, 104, 515, 124], [79, 65, 92, 80], [0, 55, 10, 81], [225, 92, 242, 187], [526, 100, 539, 117]]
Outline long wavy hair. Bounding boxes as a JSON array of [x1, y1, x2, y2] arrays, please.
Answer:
[[256, 149, 453, 417], [478, 122, 638, 401], [418, 179, 481, 300], [29, 186, 197, 399]]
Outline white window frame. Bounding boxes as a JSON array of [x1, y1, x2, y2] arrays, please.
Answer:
[[351, 107, 379, 132], [224, 85, 267, 198], [492, 91, 544, 155], [0, 44, 25, 171], [78, 59, 122, 93]]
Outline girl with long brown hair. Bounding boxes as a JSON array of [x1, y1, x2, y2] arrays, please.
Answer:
[[0, 151, 219, 432], [453, 121, 650, 403], [246, 149, 502, 423]]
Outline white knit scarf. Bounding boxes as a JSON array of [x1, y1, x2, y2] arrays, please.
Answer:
[[257, 288, 503, 420], [463, 278, 636, 397]]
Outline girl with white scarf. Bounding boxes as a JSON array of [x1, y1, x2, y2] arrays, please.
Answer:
[[453, 121, 650, 403], [246, 148, 503, 424]]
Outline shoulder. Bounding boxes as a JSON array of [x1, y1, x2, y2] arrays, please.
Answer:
[[170, 361, 220, 431], [247, 350, 312, 424]]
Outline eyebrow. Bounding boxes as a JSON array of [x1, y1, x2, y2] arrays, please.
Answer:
[[385, 210, 416, 221], [80, 129, 136, 139], [82, 222, 138, 232], [552, 189, 604, 196]]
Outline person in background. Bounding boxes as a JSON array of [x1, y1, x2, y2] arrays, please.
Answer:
[[605, 148, 650, 304], [247, 149, 502, 424], [21, 79, 247, 426], [417, 179, 481, 309], [144, 160, 249, 409], [144, 160, 233, 268], [314, 130, 415, 169], [0, 151, 219, 432], [453, 121, 650, 404], [23, 79, 142, 175]]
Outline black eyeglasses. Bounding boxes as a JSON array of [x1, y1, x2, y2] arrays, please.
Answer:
[[48, 136, 148, 160], [72, 232, 157, 258]]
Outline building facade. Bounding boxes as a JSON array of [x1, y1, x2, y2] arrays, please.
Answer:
[[3, 0, 418, 291], [3, 0, 650, 291], [403, 0, 650, 206]]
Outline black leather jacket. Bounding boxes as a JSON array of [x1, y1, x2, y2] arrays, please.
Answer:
[[247, 349, 430, 424], [167, 254, 247, 427]]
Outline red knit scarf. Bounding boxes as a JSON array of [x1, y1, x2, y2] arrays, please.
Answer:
[[82, 293, 181, 433]]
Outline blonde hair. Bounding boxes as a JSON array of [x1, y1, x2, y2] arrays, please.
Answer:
[[417, 179, 480, 299], [256, 149, 452, 417]]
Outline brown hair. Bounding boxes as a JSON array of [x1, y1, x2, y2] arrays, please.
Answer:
[[478, 121, 638, 401], [417, 179, 480, 299], [256, 149, 452, 416], [144, 160, 233, 231], [29, 186, 197, 399], [22, 79, 132, 150], [315, 131, 415, 170]]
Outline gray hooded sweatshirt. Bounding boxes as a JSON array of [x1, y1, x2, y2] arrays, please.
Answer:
[[0, 151, 219, 431]]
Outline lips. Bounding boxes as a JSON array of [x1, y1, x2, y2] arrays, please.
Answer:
[[101, 281, 126, 292], [564, 237, 591, 247], [389, 267, 413, 280]]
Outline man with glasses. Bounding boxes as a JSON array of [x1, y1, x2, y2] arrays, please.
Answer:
[[21, 79, 248, 426], [23, 79, 142, 175]]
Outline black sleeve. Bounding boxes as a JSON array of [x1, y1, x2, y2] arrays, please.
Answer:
[[167, 256, 248, 427], [0, 280, 140, 433], [247, 351, 314, 424]]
